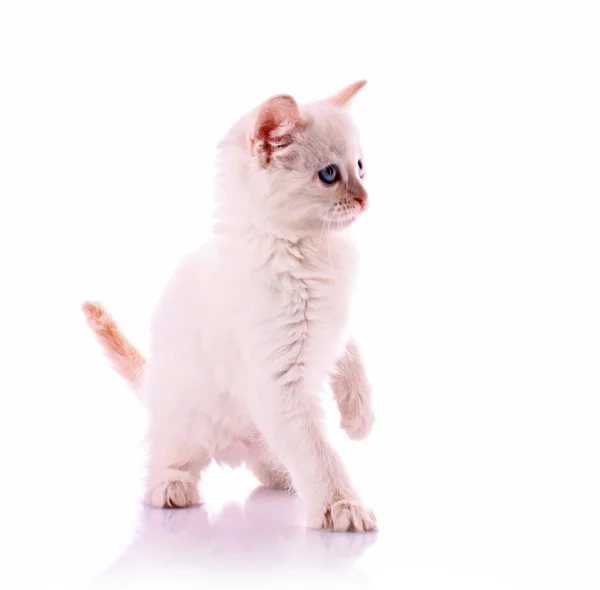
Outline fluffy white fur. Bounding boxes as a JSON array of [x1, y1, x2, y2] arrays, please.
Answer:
[[84, 81, 376, 532]]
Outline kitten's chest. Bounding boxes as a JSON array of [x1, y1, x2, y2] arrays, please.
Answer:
[[262, 237, 358, 332], [237, 236, 359, 377]]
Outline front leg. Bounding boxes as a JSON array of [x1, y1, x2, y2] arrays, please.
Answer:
[[246, 370, 376, 532], [331, 338, 375, 440]]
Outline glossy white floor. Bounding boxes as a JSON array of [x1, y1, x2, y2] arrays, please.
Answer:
[[4, 322, 600, 590]]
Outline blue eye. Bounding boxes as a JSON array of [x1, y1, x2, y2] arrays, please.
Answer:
[[358, 159, 364, 178], [318, 164, 339, 185]]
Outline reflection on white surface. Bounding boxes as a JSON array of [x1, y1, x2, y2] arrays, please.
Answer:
[[94, 487, 376, 590]]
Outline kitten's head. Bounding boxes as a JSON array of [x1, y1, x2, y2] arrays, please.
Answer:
[[217, 81, 368, 236]]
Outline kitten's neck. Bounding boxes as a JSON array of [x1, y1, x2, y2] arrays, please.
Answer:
[[213, 216, 341, 249], [213, 218, 358, 279]]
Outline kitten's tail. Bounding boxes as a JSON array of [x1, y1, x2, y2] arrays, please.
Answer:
[[82, 301, 146, 393]]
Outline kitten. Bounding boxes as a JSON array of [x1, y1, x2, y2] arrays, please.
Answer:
[[83, 81, 376, 532]]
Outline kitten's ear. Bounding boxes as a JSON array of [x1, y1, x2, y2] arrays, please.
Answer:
[[328, 80, 367, 107], [251, 94, 302, 166]]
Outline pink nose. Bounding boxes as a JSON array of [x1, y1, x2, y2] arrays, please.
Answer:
[[355, 193, 368, 209]]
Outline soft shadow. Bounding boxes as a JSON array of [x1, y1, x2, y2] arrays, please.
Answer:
[[94, 487, 377, 589]]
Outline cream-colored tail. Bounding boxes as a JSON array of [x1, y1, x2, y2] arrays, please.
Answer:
[[82, 301, 146, 393]]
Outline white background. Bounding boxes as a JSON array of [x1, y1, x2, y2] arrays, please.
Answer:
[[1, 1, 599, 589]]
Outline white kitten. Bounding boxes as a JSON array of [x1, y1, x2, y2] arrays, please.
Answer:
[[84, 81, 376, 532]]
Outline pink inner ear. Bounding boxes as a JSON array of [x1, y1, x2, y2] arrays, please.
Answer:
[[254, 94, 300, 143], [328, 80, 367, 107], [252, 94, 301, 165]]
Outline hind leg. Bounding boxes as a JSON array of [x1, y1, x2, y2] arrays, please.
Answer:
[[142, 355, 215, 508], [246, 446, 294, 492], [146, 427, 212, 508]]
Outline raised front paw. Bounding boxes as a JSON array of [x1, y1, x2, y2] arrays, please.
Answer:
[[309, 499, 377, 532], [341, 404, 375, 441]]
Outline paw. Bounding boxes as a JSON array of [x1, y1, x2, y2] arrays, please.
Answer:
[[309, 499, 377, 532], [341, 406, 375, 441], [147, 471, 201, 508]]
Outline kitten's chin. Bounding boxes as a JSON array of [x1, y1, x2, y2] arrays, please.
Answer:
[[327, 212, 361, 231]]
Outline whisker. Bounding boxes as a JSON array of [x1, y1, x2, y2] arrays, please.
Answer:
[[326, 215, 333, 267], [318, 210, 329, 249]]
